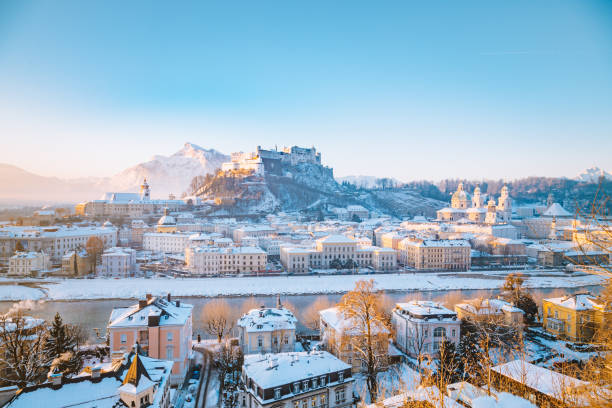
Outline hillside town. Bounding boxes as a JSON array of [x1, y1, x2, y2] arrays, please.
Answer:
[[2, 1, 612, 406], [0, 145, 610, 408]]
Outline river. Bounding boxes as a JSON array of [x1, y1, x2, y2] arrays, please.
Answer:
[[0, 285, 601, 342]]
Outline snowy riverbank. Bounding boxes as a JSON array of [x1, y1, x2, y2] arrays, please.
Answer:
[[0, 270, 606, 301]]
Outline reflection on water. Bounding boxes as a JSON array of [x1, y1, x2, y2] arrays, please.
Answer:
[[0, 285, 601, 342]]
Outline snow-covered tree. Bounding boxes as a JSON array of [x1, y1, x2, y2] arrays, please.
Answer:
[[0, 314, 48, 387]]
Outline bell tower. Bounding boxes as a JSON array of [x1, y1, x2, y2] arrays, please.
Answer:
[[140, 178, 151, 201]]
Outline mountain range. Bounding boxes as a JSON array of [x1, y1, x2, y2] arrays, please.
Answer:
[[0, 142, 608, 206]]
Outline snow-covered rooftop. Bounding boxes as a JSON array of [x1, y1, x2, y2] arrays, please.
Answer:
[[317, 234, 356, 244], [395, 301, 457, 319], [319, 306, 389, 335], [491, 360, 588, 400], [544, 293, 604, 311], [237, 307, 297, 332], [108, 296, 192, 328], [543, 203, 572, 217], [455, 298, 524, 316], [243, 351, 351, 390]]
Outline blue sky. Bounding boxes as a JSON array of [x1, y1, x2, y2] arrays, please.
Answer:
[[0, 0, 611, 180]]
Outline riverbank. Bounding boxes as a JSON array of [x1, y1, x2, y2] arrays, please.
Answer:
[[0, 269, 606, 301]]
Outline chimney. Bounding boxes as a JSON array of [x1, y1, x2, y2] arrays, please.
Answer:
[[176, 300, 181, 307], [138, 300, 147, 309], [276, 294, 282, 309], [146, 293, 152, 301], [91, 366, 101, 379], [167, 293, 171, 302]]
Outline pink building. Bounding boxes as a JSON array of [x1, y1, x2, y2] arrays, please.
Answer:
[[108, 294, 193, 384]]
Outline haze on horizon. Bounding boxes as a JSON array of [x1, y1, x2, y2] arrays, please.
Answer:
[[1, 0, 611, 181]]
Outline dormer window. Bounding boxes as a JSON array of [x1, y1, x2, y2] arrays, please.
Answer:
[[302, 380, 309, 390], [257, 324, 263, 329], [293, 382, 300, 393], [320, 376, 326, 386], [338, 372, 344, 382], [274, 388, 281, 399]]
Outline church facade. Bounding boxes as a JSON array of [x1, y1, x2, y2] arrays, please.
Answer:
[[437, 183, 512, 224]]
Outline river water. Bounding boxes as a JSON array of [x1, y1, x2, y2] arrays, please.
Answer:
[[0, 285, 601, 342]]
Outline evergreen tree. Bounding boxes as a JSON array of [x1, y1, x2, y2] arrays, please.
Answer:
[[44, 313, 76, 365]]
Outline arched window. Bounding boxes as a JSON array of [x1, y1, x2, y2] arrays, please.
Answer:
[[433, 327, 446, 338]]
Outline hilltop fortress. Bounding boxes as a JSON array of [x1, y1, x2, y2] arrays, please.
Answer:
[[221, 145, 327, 176]]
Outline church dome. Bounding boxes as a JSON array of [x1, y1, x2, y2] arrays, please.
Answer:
[[158, 214, 176, 226]]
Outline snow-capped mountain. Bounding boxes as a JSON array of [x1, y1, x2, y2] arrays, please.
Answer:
[[102, 142, 228, 197], [575, 167, 612, 183], [0, 143, 229, 203]]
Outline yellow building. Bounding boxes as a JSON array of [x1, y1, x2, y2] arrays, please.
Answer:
[[542, 293, 610, 342]]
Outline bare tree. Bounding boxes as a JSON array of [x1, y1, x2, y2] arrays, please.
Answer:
[[85, 236, 104, 274], [239, 297, 260, 314], [202, 299, 235, 343], [0, 314, 48, 387], [302, 297, 333, 331], [338, 279, 389, 402]]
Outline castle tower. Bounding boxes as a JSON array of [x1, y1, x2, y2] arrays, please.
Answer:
[[140, 178, 151, 201]]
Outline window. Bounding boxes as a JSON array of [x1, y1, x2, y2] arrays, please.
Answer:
[[294, 402, 299, 408], [293, 383, 300, 394], [120, 334, 127, 344], [166, 345, 174, 360], [320, 394, 326, 407], [312, 378, 318, 388], [433, 327, 446, 338], [335, 388, 346, 403], [167, 332, 173, 341], [303, 380, 309, 391], [320, 376, 326, 386], [257, 336, 263, 348], [311, 396, 317, 408], [451, 329, 456, 337], [284, 335, 289, 345], [301, 400, 307, 408], [274, 388, 281, 399], [338, 372, 344, 382]]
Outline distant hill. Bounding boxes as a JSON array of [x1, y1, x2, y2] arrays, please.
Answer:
[[575, 166, 612, 183], [0, 143, 228, 204]]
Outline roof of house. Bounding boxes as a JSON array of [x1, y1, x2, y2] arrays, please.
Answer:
[[491, 360, 588, 400], [455, 298, 524, 316], [237, 307, 297, 332], [108, 297, 192, 328], [7, 352, 172, 408], [395, 301, 458, 320], [243, 351, 351, 390], [543, 203, 572, 217], [544, 293, 606, 311]]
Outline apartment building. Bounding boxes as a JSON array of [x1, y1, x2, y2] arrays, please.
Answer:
[[8, 251, 51, 276], [142, 232, 191, 253], [399, 239, 470, 271], [239, 351, 354, 408], [0, 225, 117, 262], [107, 295, 193, 384], [185, 246, 267, 275], [99, 247, 138, 277]]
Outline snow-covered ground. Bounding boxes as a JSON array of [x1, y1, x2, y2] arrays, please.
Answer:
[[0, 271, 604, 301]]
